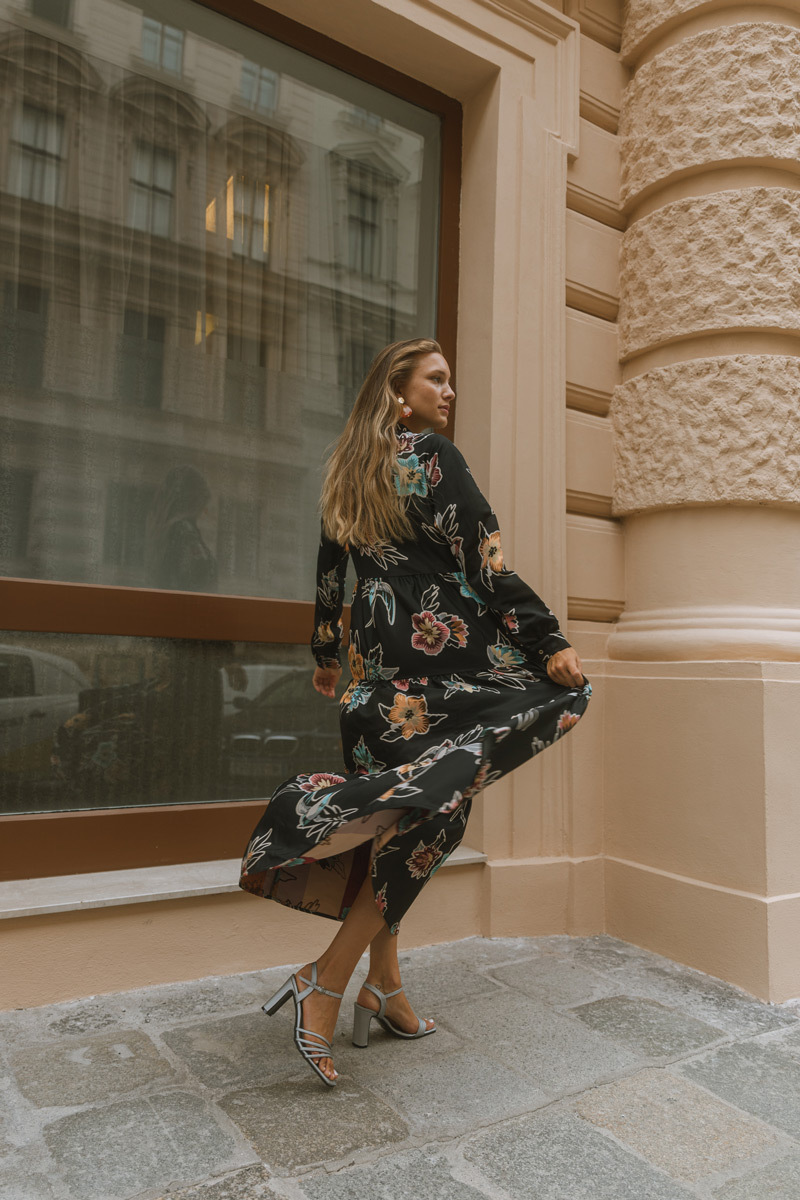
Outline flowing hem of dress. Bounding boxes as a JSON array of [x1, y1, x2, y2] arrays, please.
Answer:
[[238, 678, 592, 930]]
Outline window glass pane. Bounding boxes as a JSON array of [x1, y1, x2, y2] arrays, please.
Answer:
[[0, 0, 441, 603], [0, 631, 346, 813]]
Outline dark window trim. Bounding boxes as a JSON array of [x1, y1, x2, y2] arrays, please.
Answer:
[[0, 0, 461, 879]]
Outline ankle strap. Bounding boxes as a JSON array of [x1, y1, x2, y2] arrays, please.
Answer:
[[297, 962, 343, 1000], [362, 980, 404, 1018]]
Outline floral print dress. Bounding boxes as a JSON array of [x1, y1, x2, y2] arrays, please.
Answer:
[[239, 426, 591, 931]]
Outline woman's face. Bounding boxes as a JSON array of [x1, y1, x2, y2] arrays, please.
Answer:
[[399, 352, 454, 433]]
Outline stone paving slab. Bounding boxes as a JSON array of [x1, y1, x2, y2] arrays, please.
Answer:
[[149, 1164, 279, 1199], [11, 1029, 176, 1108], [569, 946, 799, 1038], [677, 1042, 800, 1140], [712, 1153, 800, 1199], [218, 1078, 409, 1174], [569, 995, 724, 1058], [352, 1047, 550, 1137], [162, 1012, 302, 1091], [297, 1147, 493, 1200], [42, 1092, 250, 1200], [488, 957, 620, 1009], [443, 989, 644, 1095], [463, 1108, 699, 1199], [0, 1176, 61, 1200], [573, 1067, 783, 1183]]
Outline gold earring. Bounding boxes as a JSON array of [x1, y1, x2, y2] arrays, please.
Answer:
[[397, 396, 413, 418]]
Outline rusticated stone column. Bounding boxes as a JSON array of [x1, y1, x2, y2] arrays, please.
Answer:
[[602, 2, 800, 1003], [609, 12, 800, 660]]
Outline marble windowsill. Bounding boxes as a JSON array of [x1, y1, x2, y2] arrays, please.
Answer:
[[0, 844, 488, 921]]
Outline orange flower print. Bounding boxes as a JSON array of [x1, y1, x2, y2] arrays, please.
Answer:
[[411, 611, 450, 655], [348, 642, 365, 681], [316, 621, 335, 643], [480, 529, 504, 574], [446, 615, 468, 647], [386, 694, 431, 739], [406, 828, 446, 879]]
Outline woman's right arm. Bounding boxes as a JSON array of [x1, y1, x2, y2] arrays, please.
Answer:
[[310, 526, 350, 669]]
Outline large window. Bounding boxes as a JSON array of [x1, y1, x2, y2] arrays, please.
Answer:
[[128, 143, 176, 237], [0, 0, 459, 861], [8, 105, 64, 205]]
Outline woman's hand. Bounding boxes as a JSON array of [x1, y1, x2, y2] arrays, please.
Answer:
[[313, 664, 342, 698], [546, 648, 585, 688]]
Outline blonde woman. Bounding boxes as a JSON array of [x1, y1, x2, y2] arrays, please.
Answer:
[[240, 338, 590, 1086]]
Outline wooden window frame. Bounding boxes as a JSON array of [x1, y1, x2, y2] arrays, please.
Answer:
[[0, 0, 461, 882]]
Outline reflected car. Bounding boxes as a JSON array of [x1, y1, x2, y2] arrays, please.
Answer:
[[222, 666, 346, 799], [0, 645, 90, 789]]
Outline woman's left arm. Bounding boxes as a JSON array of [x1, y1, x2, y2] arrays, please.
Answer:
[[429, 437, 583, 685], [310, 527, 349, 693]]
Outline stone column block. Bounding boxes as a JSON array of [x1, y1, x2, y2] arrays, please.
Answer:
[[619, 188, 800, 358], [611, 355, 800, 515], [620, 24, 800, 206]]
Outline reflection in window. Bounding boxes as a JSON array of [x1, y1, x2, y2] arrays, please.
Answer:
[[142, 18, 184, 74], [103, 482, 155, 572], [206, 174, 270, 261], [1, 281, 48, 392], [0, 650, 35, 699], [30, 0, 71, 25], [225, 331, 267, 429], [240, 61, 278, 112], [0, 0, 441, 604], [217, 497, 260, 580], [8, 105, 64, 205], [348, 176, 381, 276], [128, 142, 175, 236], [0, 467, 34, 569], [119, 308, 165, 408]]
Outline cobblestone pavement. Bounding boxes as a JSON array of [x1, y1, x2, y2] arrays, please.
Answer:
[[3, 935, 800, 1200]]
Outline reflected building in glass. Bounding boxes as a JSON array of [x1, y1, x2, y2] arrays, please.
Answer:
[[0, 0, 440, 600], [0, 0, 442, 813]]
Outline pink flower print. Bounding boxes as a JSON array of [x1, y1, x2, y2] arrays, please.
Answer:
[[299, 772, 346, 792], [555, 711, 581, 735], [501, 610, 519, 634], [394, 678, 410, 691], [425, 452, 442, 488], [396, 430, 415, 454], [406, 837, 444, 879], [375, 883, 388, 914], [411, 611, 451, 655]]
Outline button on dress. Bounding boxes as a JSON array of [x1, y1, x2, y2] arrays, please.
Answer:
[[239, 427, 591, 931]]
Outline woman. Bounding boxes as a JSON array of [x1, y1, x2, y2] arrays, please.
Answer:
[[240, 338, 590, 1087]]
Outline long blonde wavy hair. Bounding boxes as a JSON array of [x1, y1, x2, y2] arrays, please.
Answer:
[[320, 337, 442, 547]]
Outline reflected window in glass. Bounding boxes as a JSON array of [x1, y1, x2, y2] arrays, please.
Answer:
[[8, 105, 64, 205], [30, 0, 71, 25], [240, 62, 278, 112], [142, 18, 184, 74]]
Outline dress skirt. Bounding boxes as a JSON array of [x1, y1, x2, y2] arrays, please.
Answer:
[[239, 427, 591, 932]]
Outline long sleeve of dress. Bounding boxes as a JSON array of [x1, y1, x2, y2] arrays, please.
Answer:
[[310, 526, 350, 668], [430, 437, 570, 666]]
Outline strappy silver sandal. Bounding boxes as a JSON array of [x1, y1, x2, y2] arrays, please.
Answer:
[[262, 961, 343, 1087], [352, 981, 436, 1048]]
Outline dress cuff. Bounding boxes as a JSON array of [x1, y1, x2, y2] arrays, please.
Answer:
[[533, 632, 571, 665]]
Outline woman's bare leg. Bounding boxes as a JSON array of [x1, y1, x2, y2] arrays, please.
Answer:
[[294, 871, 384, 1081], [356, 923, 435, 1035]]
